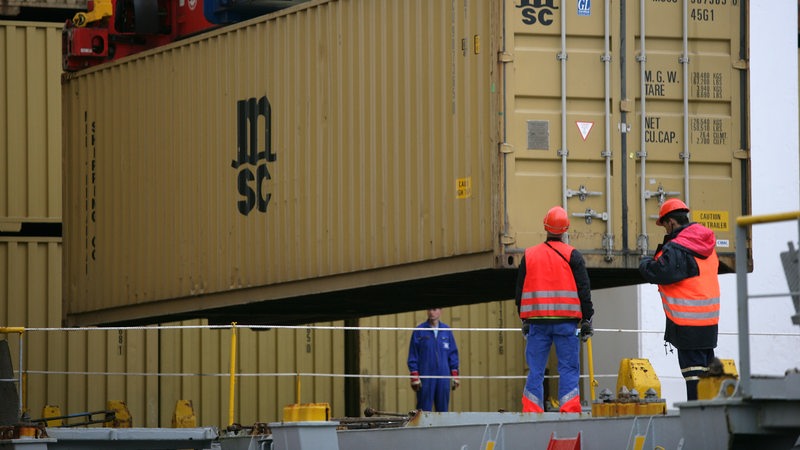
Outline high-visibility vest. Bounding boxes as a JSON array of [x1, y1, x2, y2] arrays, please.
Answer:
[[519, 242, 582, 320], [657, 248, 720, 326]]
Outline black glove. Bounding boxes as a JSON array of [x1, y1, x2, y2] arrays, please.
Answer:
[[450, 370, 460, 391], [579, 319, 593, 342], [521, 321, 530, 337]]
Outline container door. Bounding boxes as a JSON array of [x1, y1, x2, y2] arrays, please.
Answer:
[[500, 0, 748, 282], [627, 0, 747, 273]]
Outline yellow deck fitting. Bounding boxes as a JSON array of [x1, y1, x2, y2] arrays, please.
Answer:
[[592, 359, 668, 418], [42, 405, 63, 427], [698, 359, 739, 400], [105, 400, 132, 428], [283, 403, 331, 422], [616, 358, 662, 399], [172, 400, 197, 428]]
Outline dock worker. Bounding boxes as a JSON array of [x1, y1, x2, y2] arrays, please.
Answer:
[[407, 308, 460, 412], [515, 206, 594, 413], [639, 198, 720, 401]]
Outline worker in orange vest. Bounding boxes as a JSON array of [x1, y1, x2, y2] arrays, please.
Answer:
[[515, 206, 594, 413], [639, 198, 720, 401]]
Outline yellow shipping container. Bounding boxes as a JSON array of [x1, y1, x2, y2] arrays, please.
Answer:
[[0, 19, 532, 429], [61, 0, 750, 328], [0, 21, 62, 228]]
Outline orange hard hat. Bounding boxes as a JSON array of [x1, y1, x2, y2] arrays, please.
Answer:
[[543, 206, 570, 234], [656, 198, 690, 225]]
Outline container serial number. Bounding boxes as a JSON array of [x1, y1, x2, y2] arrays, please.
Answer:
[[691, 8, 716, 21]]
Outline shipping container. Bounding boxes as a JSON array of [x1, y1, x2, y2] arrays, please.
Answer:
[[0, 19, 537, 428], [0, 21, 62, 232], [62, 0, 750, 327], [0, 1, 82, 17]]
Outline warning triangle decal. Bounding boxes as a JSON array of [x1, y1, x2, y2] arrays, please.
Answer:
[[576, 121, 594, 141]]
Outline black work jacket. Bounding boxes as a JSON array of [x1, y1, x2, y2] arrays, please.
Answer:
[[639, 223, 719, 349]]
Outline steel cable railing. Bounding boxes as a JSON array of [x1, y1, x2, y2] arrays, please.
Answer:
[[0, 314, 800, 423]]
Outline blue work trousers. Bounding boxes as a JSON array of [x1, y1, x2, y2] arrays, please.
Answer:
[[416, 377, 451, 412], [524, 321, 580, 410]]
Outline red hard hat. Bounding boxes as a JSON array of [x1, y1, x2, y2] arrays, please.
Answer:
[[543, 206, 570, 234], [656, 198, 690, 225]]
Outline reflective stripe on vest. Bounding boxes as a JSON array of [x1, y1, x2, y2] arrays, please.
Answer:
[[520, 242, 582, 320], [657, 249, 720, 326]]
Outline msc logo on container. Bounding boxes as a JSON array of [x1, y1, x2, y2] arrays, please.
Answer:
[[516, 0, 559, 26], [232, 96, 277, 216]]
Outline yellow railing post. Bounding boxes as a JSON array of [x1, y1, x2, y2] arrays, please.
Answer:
[[228, 322, 237, 426], [587, 337, 597, 402]]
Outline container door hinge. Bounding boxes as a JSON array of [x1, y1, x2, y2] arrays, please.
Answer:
[[732, 59, 748, 70], [498, 52, 513, 63], [499, 143, 514, 154], [733, 149, 749, 160]]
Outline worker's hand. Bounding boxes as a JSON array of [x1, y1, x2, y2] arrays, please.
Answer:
[[451, 370, 460, 391], [580, 319, 593, 342], [410, 371, 421, 392], [521, 321, 530, 337], [639, 255, 653, 264]]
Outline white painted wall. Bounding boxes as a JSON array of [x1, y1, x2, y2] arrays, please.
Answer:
[[638, 0, 800, 408]]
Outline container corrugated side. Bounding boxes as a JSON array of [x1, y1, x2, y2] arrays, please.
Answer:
[[0, 239, 166, 426], [62, 0, 497, 325], [0, 0, 83, 11], [1, 256, 346, 427], [156, 320, 345, 426], [0, 21, 62, 229], [358, 301, 525, 414]]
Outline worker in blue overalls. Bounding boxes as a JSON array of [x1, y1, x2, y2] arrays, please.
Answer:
[[407, 308, 460, 411]]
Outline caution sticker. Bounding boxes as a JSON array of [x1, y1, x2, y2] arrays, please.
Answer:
[[692, 210, 729, 232], [456, 177, 472, 199]]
